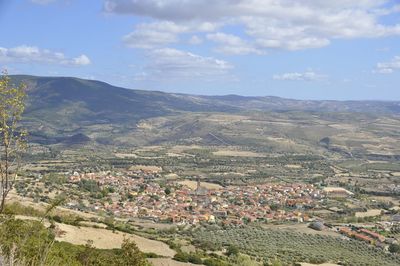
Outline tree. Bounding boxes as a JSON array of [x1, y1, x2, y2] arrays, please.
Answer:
[[118, 238, 149, 266], [389, 243, 400, 254], [226, 245, 239, 256], [0, 71, 27, 213]]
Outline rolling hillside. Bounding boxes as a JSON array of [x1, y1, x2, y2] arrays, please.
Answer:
[[10, 75, 400, 155]]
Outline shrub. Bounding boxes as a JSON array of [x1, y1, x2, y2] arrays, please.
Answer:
[[0, 217, 55, 265], [389, 243, 400, 254], [204, 258, 230, 266], [226, 245, 240, 256], [188, 253, 203, 264], [174, 252, 189, 262]]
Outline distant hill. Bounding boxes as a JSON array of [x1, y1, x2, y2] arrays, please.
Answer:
[[10, 75, 400, 147], [18, 75, 238, 123]]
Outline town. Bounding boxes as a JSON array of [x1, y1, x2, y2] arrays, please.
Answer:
[[63, 170, 326, 225]]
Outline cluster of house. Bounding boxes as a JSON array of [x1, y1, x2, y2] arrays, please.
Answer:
[[67, 172, 327, 225], [339, 227, 385, 244]]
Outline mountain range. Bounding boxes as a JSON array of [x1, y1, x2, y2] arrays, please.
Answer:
[[11, 75, 400, 153]]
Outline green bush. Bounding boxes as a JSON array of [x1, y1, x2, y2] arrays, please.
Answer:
[[389, 243, 400, 254], [4, 202, 43, 217], [188, 253, 203, 264], [0, 217, 55, 265], [204, 258, 230, 266], [226, 245, 239, 256], [174, 251, 189, 262]]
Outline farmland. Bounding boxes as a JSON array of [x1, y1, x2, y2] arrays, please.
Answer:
[[14, 124, 400, 265], [192, 227, 400, 266]]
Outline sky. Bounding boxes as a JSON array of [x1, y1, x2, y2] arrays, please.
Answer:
[[0, 0, 400, 100]]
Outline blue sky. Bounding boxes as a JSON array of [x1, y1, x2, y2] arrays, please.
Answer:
[[1, 0, 400, 100]]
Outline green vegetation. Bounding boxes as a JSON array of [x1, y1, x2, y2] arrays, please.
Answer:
[[0, 217, 54, 265], [172, 249, 262, 266], [389, 243, 400, 254], [192, 226, 400, 266], [173, 251, 203, 264], [0, 217, 149, 265]]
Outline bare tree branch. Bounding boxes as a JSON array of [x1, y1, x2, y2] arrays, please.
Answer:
[[0, 70, 27, 213]]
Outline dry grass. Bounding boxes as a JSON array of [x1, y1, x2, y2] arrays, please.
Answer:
[[129, 165, 162, 172], [300, 263, 340, 266], [11, 197, 176, 257], [370, 196, 400, 205], [165, 173, 180, 179], [134, 146, 164, 152], [178, 180, 223, 190], [128, 218, 176, 230], [115, 153, 138, 158], [355, 209, 382, 218], [323, 187, 353, 194], [55, 223, 175, 257], [79, 221, 108, 228], [212, 150, 265, 157], [148, 258, 197, 266], [166, 152, 184, 157], [204, 114, 249, 123], [285, 164, 302, 169], [8, 191, 100, 220], [169, 145, 203, 153]]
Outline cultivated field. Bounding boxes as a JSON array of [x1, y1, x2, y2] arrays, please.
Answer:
[[262, 223, 341, 238], [129, 165, 163, 172], [193, 227, 400, 266], [178, 180, 223, 190], [212, 150, 265, 157], [355, 209, 382, 218]]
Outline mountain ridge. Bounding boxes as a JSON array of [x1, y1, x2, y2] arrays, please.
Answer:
[[9, 75, 400, 147], [13, 74, 400, 104]]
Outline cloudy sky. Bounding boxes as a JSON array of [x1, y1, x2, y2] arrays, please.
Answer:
[[1, 0, 400, 100]]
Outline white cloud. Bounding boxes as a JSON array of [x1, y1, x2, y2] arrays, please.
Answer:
[[141, 48, 233, 80], [103, 0, 237, 21], [273, 71, 326, 81], [122, 21, 220, 49], [373, 4, 400, 16], [206, 32, 263, 55], [0, 45, 91, 66], [31, 0, 56, 5], [375, 56, 400, 74], [123, 21, 188, 49], [188, 35, 203, 45], [72, 55, 91, 66], [105, 0, 400, 52]]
